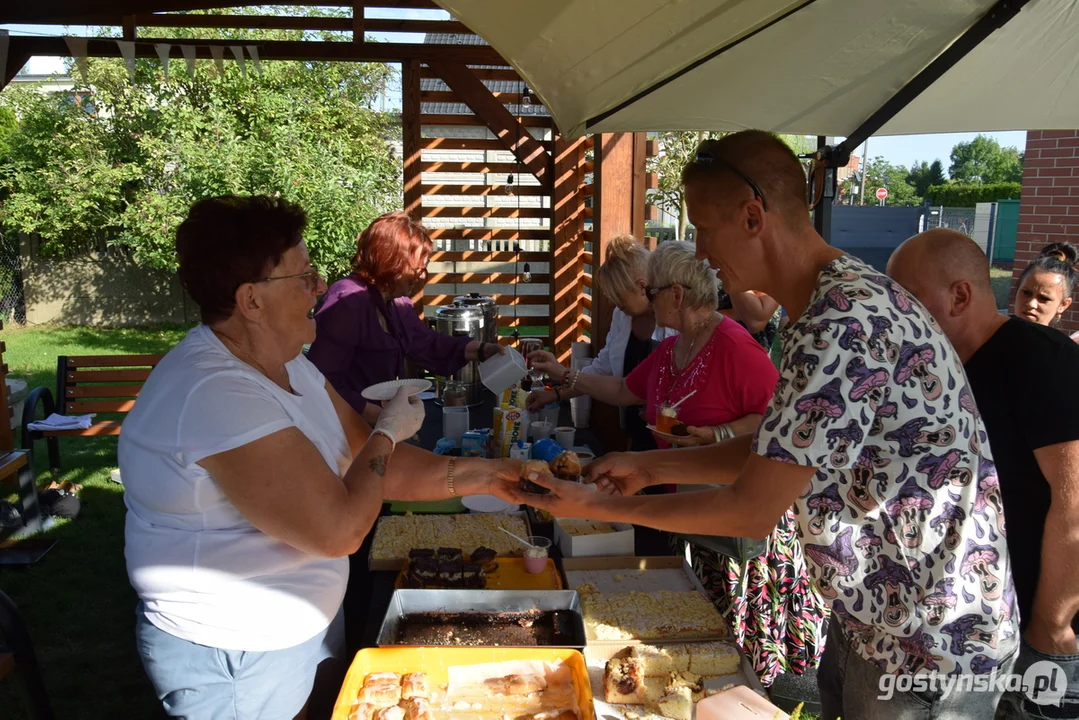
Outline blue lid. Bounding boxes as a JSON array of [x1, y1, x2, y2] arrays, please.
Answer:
[[532, 438, 564, 464]]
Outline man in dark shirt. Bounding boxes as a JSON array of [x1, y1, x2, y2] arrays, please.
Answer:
[[890, 229, 1079, 719]]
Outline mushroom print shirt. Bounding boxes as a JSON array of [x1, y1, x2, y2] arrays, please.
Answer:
[[752, 254, 1017, 678]]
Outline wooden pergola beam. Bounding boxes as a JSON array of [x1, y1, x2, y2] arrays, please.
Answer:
[[427, 59, 552, 192], [33, 14, 471, 35], [7, 35, 505, 66], [0, 0, 439, 24]]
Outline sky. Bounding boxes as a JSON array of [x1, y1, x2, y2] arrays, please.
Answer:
[[2, 14, 1030, 174]]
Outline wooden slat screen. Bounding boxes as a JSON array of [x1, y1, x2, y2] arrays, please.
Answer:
[[408, 63, 563, 344]]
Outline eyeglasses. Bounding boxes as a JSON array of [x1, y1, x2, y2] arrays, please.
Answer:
[[646, 283, 684, 300], [257, 268, 322, 293], [693, 151, 769, 212]]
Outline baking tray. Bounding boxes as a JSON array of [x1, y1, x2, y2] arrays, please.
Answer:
[[562, 555, 710, 595], [562, 556, 730, 646], [584, 641, 768, 719], [377, 589, 586, 649], [394, 556, 563, 590], [331, 646, 596, 720], [368, 509, 532, 571]]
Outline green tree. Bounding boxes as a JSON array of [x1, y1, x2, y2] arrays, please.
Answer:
[[906, 159, 947, 197], [647, 131, 813, 238], [0, 12, 400, 278], [647, 130, 709, 241], [841, 157, 922, 206], [949, 134, 1023, 184]]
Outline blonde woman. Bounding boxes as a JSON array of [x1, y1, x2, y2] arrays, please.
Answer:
[[531, 242, 823, 687], [526, 234, 676, 451]]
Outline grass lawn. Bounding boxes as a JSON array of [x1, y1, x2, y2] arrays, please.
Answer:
[[990, 266, 1014, 311], [1, 324, 192, 720]]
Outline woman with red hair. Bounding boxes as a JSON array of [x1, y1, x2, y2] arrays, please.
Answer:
[[308, 212, 503, 415]]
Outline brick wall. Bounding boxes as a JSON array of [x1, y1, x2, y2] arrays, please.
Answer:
[[1011, 130, 1079, 333]]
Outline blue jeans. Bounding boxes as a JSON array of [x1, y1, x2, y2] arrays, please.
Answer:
[[135, 602, 346, 720], [997, 639, 1079, 720], [819, 618, 1018, 720]]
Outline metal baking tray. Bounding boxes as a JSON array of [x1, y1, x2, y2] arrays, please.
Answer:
[[376, 589, 586, 650]]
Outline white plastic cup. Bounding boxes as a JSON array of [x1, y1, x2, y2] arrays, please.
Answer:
[[541, 405, 560, 427], [442, 406, 469, 444], [479, 347, 527, 395], [529, 421, 554, 442], [554, 426, 575, 449], [570, 395, 592, 428]]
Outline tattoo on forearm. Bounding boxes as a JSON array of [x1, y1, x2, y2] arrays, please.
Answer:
[[369, 455, 388, 477]]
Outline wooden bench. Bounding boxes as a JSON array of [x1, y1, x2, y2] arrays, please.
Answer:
[[21, 354, 163, 472]]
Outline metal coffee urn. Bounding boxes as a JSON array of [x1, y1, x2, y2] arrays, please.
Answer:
[[453, 293, 499, 346], [433, 302, 488, 407]]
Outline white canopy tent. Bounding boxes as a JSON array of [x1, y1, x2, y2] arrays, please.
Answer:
[[434, 0, 1078, 140]]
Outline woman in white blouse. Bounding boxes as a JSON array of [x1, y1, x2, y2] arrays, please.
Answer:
[[527, 234, 676, 450]]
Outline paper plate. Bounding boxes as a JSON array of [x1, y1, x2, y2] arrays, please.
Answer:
[[461, 494, 519, 513], [648, 424, 702, 447], [360, 379, 432, 402]]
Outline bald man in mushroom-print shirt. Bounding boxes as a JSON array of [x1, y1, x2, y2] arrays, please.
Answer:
[[753, 254, 1017, 679]]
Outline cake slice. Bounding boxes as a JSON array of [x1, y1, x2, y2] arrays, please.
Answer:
[[687, 640, 742, 677], [630, 644, 683, 676], [347, 703, 374, 720], [360, 672, 401, 707], [401, 672, 429, 700], [654, 684, 693, 720], [373, 707, 405, 720], [603, 657, 646, 704], [402, 697, 432, 720]]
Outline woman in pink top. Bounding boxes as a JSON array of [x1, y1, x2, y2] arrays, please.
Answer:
[[530, 241, 827, 686]]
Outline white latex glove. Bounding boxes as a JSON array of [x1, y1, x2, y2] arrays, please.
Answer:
[[373, 387, 425, 446]]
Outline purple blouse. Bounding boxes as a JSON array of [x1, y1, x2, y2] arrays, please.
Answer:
[[307, 275, 472, 413]]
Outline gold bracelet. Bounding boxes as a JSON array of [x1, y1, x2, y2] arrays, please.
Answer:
[[447, 457, 457, 497]]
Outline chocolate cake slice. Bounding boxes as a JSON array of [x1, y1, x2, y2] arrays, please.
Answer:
[[411, 557, 438, 586], [436, 561, 463, 588], [469, 546, 498, 572], [461, 562, 485, 589], [408, 548, 435, 561], [436, 547, 463, 563]]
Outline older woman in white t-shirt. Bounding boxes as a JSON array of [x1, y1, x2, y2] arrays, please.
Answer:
[[526, 234, 677, 450], [121, 195, 520, 720]]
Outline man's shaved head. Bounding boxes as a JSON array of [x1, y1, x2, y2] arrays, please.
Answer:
[[888, 229, 1000, 355], [682, 130, 810, 226], [889, 229, 993, 294]]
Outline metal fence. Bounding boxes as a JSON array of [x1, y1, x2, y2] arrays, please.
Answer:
[[0, 232, 25, 326]]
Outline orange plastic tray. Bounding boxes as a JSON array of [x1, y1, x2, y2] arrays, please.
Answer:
[[394, 557, 563, 591], [331, 647, 595, 720]]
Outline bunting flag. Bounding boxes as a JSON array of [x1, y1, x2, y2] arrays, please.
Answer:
[[0, 31, 8, 88], [154, 43, 171, 79], [209, 45, 225, 76], [246, 45, 263, 77], [116, 39, 136, 82], [229, 45, 246, 78], [180, 45, 197, 76], [65, 36, 89, 83]]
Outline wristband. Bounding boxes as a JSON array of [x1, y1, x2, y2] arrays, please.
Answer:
[[447, 457, 457, 497], [555, 387, 563, 403], [477, 343, 487, 362]]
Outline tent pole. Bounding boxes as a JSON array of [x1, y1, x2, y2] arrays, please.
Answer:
[[812, 136, 836, 242]]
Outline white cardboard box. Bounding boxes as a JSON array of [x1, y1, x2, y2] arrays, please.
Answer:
[[554, 518, 635, 557]]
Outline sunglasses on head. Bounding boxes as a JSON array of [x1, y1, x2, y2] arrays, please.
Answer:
[[646, 283, 685, 299], [693, 151, 769, 212]]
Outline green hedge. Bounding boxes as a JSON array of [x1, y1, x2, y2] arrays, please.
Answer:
[[925, 182, 1022, 207]]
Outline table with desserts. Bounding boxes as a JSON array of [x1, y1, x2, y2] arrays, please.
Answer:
[[337, 389, 785, 720]]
